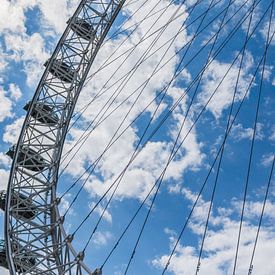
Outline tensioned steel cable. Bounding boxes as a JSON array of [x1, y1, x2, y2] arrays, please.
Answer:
[[161, 28, 275, 274], [59, 0, 192, 165], [79, 0, 206, 243], [106, 0, 212, 45], [100, 36, 273, 274], [123, 0, 220, 273], [53, 14, 266, 268], [82, 0, 203, 87], [104, 0, 151, 41], [61, 0, 205, 218], [69, 0, 185, 121], [65, 0, 227, 142], [195, 0, 256, 272], [94, 0, 173, 64], [59, 3, 225, 205], [80, 0, 212, 92], [232, 1, 274, 273], [60, 0, 206, 165], [103, 29, 275, 273], [59, 0, 251, 207], [65, 0, 226, 142], [248, 155, 275, 274], [59, 0, 262, 213], [80, 0, 216, 255], [59, 16, 218, 202], [59, 33, 270, 275], [59, 0, 248, 167], [124, 0, 270, 274], [63, 15, 270, 264], [59, 0, 248, 181], [70, 2, 271, 257]]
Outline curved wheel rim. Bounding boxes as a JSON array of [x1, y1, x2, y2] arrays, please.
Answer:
[[4, 1, 125, 274]]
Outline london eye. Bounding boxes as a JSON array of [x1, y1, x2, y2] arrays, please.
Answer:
[[0, 0, 274, 274]]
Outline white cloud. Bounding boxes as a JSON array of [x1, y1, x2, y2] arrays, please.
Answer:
[[0, 0, 78, 87], [0, 153, 11, 167], [0, 267, 9, 275], [198, 53, 253, 119], [261, 153, 274, 167], [60, 0, 204, 203], [59, 193, 74, 216], [180, 69, 192, 83], [0, 0, 77, 36], [4, 32, 47, 62], [92, 231, 112, 247], [269, 126, 275, 141], [90, 202, 112, 223], [37, 0, 79, 35], [0, 84, 22, 123], [262, 65, 274, 81], [8, 83, 22, 101], [0, 1, 273, 274], [260, 19, 275, 46], [0, 1, 205, 208], [231, 198, 275, 221], [0, 87, 13, 122], [231, 123, 265, 142], [0, 169, 9, 190], [4, 32, 49, 86], [0, 46, 8, 73], [0, 0, 28, 34], [152, 188, 275, 275], [3, 116, 24, 144]]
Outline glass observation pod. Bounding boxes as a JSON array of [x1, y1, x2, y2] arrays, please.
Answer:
[[0, 190, 36, 220], [0, 240, 36, 272], [70, 18, 95, 41], [6, 145, 47, 172], [44, 59, 75, 83], [24, 101, 59, 125]]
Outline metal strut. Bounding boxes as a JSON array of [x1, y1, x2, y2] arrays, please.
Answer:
[[4, 0, 125, 274]]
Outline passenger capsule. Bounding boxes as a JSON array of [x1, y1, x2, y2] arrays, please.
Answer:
[[6, 145, 47, 172], [0, 240, 36, 272], [45, 59, 75, 83], [70, 18, 95, 41], [0, 191, 36, 220], [24, 101, 59, 125]]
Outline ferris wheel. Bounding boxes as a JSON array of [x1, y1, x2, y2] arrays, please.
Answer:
[[0, 0, 274, 274]]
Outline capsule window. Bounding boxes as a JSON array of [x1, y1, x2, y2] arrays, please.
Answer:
[[45, 59, 75, 83], [71, 18, 95, 41], [6, 146, 47, 172], [24, 101, 59, 125], [0, 239, 36, 272], [0, 191, 36, 220]]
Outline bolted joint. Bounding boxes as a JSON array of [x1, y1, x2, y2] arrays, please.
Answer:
[[65, 234, 74, 243], [54, 197, 61, 205], [52, 248, 61, 257], [92, 268, 102, 275], [76, 251, 85, 262], [58, 216, 65, 224]]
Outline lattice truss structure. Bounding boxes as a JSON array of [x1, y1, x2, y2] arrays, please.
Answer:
[[3, 0, 125, 274]]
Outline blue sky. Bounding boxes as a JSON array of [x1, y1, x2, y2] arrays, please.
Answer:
[[0, 0, 274, 274]]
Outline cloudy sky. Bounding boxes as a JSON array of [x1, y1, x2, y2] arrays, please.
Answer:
[[0, 0, 274, 274]]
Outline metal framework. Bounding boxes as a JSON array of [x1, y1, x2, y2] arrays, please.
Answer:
[[4, 0, 125, 273]]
